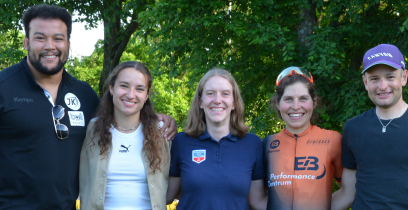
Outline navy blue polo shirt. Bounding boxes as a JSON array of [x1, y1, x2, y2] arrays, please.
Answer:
[[170, 131, 264, 210]]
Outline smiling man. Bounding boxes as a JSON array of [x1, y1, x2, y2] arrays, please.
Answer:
[[0, 5, 100, 210], [332, 44, 408, 209]]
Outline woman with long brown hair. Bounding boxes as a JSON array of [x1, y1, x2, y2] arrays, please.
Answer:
[[79, 61, 172, 210]]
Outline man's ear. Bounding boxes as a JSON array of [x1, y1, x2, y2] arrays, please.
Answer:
[[68, 40, 70, 52], [401, 69, 408, 87], [362, 74, 369, 91], [23, 37, 29, 50]]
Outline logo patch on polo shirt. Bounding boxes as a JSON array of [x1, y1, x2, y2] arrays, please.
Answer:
[[192, 150, 206, 164], [64, 93, 81, 110], [68, 111, 85, 126]]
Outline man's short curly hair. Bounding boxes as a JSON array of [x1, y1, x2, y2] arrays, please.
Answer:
[[23, 4, 72, 40]]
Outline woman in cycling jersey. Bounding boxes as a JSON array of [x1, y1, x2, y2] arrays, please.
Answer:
[[263, 67, 342, 210]]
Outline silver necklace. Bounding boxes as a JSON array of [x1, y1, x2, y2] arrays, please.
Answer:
[[113, 122, 140, 132], [375, 103, 406, 133]]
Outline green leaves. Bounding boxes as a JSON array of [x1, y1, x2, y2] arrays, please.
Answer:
[[2, 0, 408, 137], [138, 0, 408, 135], [0, 30, 26, 70]]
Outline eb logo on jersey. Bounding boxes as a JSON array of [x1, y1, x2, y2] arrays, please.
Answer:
[[295, 156, 319, 170], [294, 156, 326, 179]]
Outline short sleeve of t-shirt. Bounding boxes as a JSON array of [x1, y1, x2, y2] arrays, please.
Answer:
[[330, 131, 343, 180], [331, 131, 342, 155], [341, 120, 357, 169], [252, 136, 264, 180], [169, 134, 180, 177]]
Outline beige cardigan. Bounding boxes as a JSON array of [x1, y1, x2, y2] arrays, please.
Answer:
[[79, 120, 171, 210]]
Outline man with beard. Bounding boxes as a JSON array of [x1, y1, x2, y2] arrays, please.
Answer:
[[0, 4, 176, 210], [331, 44, 408, 209]]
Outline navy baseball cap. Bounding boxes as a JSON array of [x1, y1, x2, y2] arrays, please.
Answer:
[[362, 44, 405, 74]]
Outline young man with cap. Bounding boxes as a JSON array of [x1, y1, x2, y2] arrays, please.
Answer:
[[0, 4, 176, 210], [331, 44, 408, 209]]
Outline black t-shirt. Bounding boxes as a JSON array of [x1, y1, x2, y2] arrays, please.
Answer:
[[342, 108, 408, 209], [0, 57, 100, 209]]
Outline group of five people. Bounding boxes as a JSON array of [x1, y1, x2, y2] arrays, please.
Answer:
[[1, 4, 408, 210]]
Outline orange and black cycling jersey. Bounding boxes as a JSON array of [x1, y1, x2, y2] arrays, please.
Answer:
[[263, 125, 342, 210]]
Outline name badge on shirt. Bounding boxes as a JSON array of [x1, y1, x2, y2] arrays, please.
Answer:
[[68, 111, 85, 126], [64, 93, 81, 110], [192, 149, 206, 164]]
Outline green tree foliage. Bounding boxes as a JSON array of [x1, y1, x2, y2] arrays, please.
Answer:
[[0, 1, 44, 31], [67, 40, 104, 95], [0, 31, 26, 70], [140, 0, 408, 136]]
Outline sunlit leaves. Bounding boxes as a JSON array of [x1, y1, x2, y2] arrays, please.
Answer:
[[0, 31, 26, 70]]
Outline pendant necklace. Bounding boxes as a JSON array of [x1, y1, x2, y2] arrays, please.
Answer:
[[113, 122, 140, 132], [375, 103, 406, 133]]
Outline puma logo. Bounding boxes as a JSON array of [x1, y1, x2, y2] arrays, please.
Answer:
[[119, 145, 131, 153]]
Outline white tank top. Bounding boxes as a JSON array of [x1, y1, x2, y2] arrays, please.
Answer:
[[104, 124, 152, 210]]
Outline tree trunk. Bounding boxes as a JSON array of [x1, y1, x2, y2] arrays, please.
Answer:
[[297, 0, 316, 47], [348, 2, 380, 72]]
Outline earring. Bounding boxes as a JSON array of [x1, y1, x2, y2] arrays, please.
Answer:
[[200, 106, 202, 108], [232, 107, 235, 110]]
